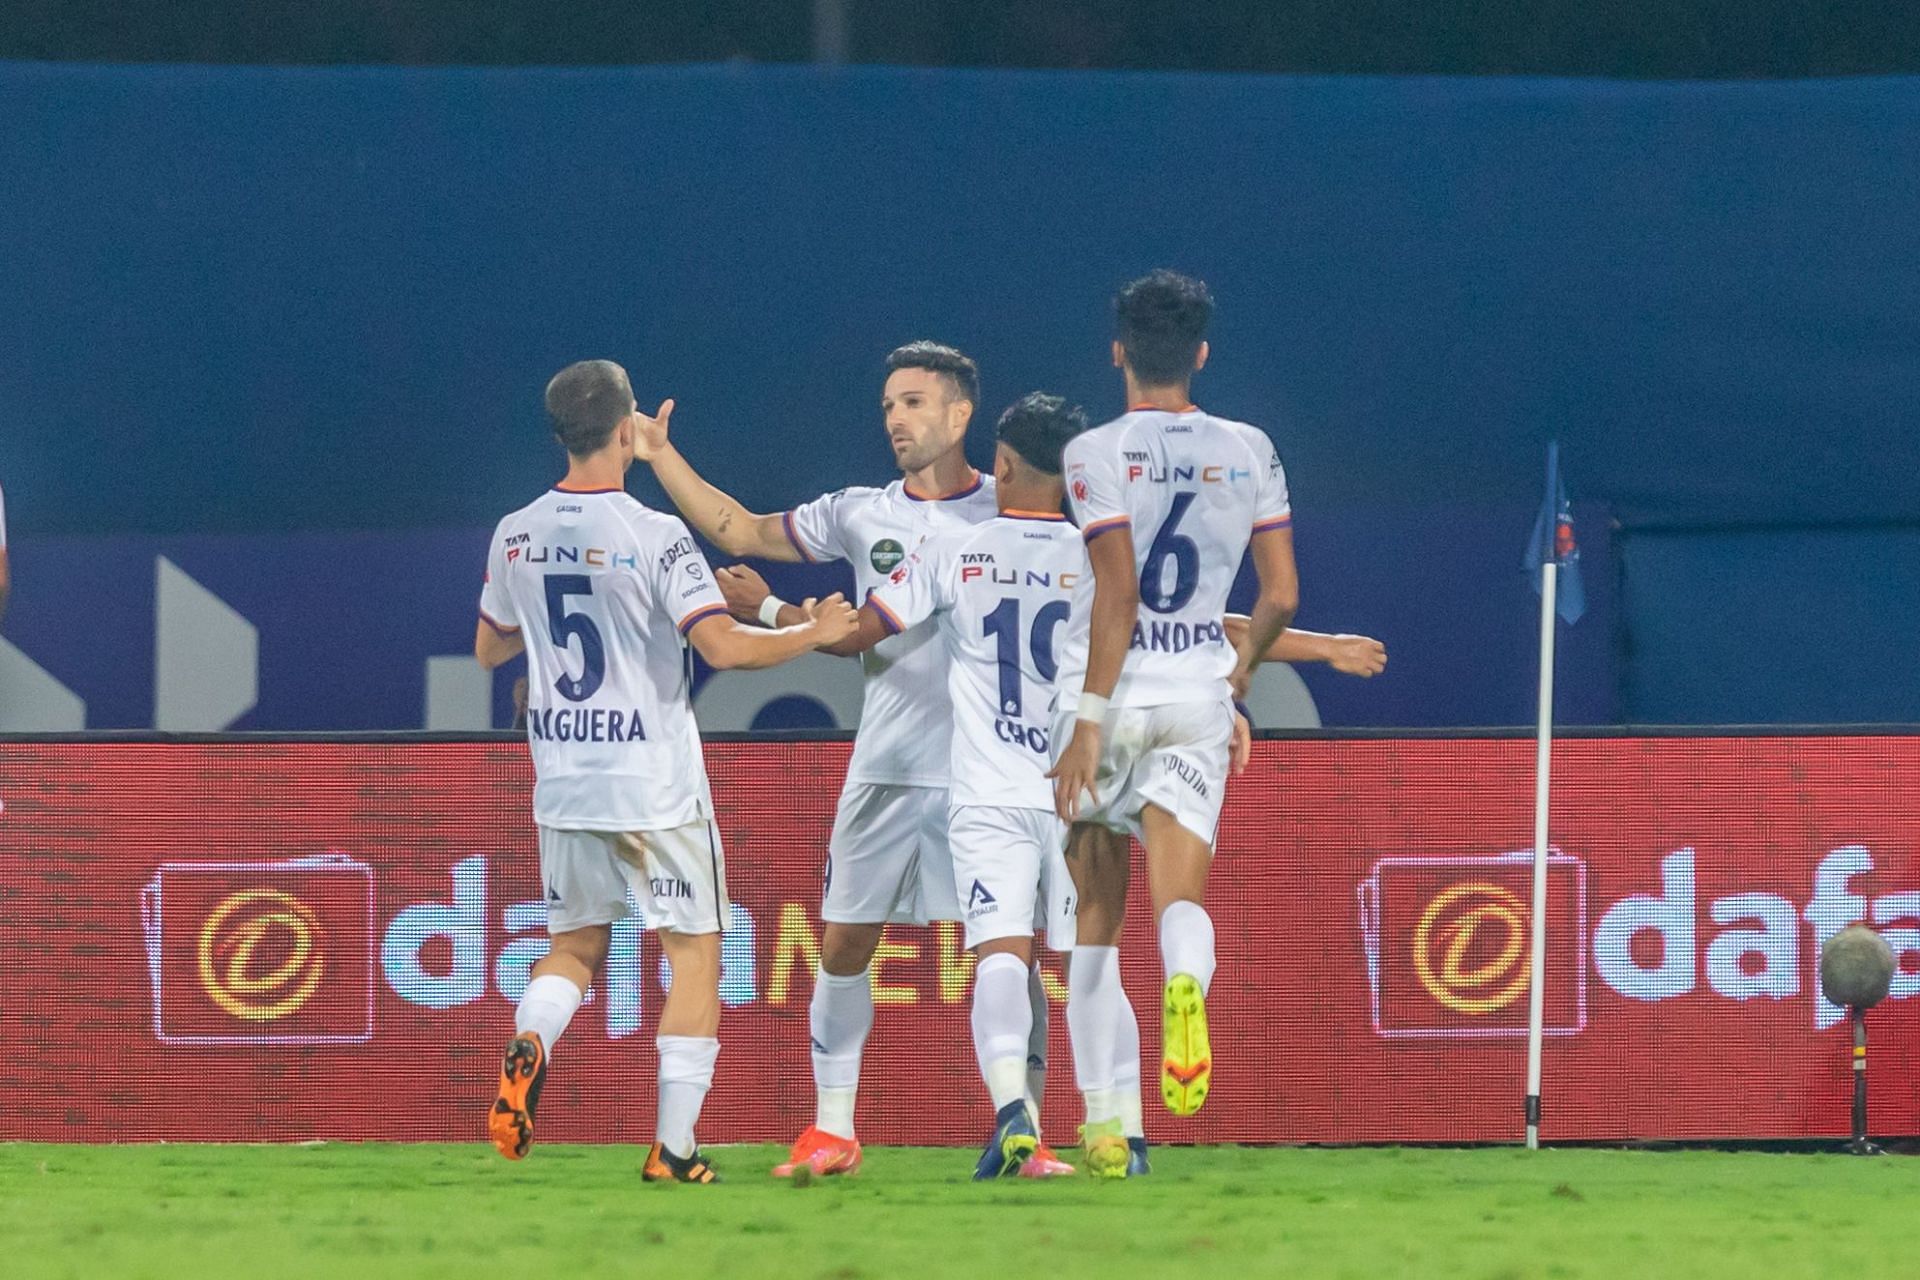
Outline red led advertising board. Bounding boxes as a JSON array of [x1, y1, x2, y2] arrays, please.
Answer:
[[2, 735, 1916, 1145]]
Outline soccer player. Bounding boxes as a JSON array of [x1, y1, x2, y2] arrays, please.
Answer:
[[476, 359, 858, 1184], [1049, 270, 1298, 1171], [633, 342, 1042, 1178], [807, 391, 1089, 1178]]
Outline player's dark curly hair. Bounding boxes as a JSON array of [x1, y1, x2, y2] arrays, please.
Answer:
[[996, 392, 1088, 476], [885, 340, 980, 407], [1115, 270, 1213, 387], [544, 359, 634, 457]]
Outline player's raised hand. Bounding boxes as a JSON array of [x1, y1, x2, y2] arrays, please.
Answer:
[[801, 593, 860, 646], [1045, 723, 1102, 824], [716, 563, 772, 622], [631, 398, 675, 462], [1327, 634, 1387, 677]]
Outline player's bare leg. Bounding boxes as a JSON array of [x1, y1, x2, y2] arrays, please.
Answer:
[[773, 921, 882, 1177], [1141, 804, 1215, 1116], [1064, 823, 1133, 1176], [643, 928, 723, 1184], [491, 925, 607, 1159]]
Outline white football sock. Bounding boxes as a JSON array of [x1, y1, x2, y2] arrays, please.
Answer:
[[971, 953, 1034, 1114], [1025, 962, 1050, 1117], [1113, 985, 1145, 1139], [810, 967, 873, 1139], [1159, 900, 1217, 995], [655, 1035, 720, 1159], [515, 972, 584, 1052], [1067, 944, 1125, 1126]]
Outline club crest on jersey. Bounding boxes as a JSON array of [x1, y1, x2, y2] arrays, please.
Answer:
[[870, 538, 906, 573], [1072, 477, 1090, 502]]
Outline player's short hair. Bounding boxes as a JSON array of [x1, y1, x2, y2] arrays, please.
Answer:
[[1115, 270, 1213, 386], [544, 360, 634, 456], [885, 341, 980, 407], [996, 392, 1088, 476]]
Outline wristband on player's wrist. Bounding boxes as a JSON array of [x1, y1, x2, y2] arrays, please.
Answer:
[[757, 596, 789, 628], [1076, 692, 1110, 724]]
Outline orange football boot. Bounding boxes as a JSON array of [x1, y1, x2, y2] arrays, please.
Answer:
[[643, 1143, 720, 1184], [770, 1125, 863, 1177], [1020, 1143, 1077, 1178], [488, 1032, 546, 1160]]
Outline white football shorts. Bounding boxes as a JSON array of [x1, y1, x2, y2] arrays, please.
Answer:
[[948, 803, 1075, 952], [821, 782, 961, 925], [537, 820, 730, 936], [1050, 698, 1233, 846]]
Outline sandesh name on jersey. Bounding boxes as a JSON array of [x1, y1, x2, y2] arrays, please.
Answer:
[[867, 511, 1083, 811], [480, 487, 729, 830], [783, 474, 1000, 789], [1055, 407, 1291, 710]]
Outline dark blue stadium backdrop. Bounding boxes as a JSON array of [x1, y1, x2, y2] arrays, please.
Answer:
[[2, 736, 1916, 1143]]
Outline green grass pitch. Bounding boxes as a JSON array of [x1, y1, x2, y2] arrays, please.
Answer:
[[5, 1142, 1918, 1279]]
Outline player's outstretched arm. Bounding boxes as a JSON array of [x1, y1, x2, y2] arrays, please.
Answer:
[[1223, 615, 1386, 677], [1229, 527, 1299, 699], [715, 566, 900, 657], [631, 400, 802, 562], [686, 593, 859, 670], [809, 602, 895, 658], [1047, 527, 1139, 822], [474, 617, 526, 669]]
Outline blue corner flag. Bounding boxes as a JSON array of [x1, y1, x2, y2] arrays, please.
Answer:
[[1523, 442, 1586, 624]]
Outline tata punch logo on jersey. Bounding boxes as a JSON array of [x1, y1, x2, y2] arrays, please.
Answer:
[[1123, 457, 1254, 486], [506, 544, 641, 570], [960, 566, 1078, 591]]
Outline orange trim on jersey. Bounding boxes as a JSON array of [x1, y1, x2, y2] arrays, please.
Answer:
[[479, 610, 521, 636], [552, 484, 624, 494], [869, 594, 909, 636], [1003, 509, 1068, 521], [902, 470, 984, 502], [1252, 514, 1294, 533], [1080, 514, 1132, 542], [1129, 403, 1199, 413], [677, 603, 729, 636]]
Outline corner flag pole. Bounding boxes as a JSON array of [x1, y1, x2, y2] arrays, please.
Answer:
[[1524, 557, 1557, 1151]]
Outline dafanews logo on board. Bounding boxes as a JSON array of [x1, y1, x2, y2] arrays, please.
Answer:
[[141, 855, 375, 1044], [1358, 845, 1920, 1038], [1357, 853, 1589, 1038]]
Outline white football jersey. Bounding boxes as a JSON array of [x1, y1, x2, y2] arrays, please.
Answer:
[[480, 486, 730, 830], [1055, 407, 1291, 710], [784, 473, 1000, 787], [867, 510, 1082, 810]]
